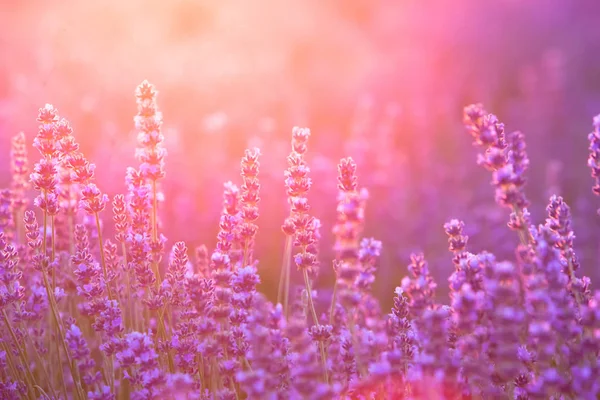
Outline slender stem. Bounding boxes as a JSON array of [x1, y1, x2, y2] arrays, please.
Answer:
[[210, 357, 218, 396], [143, 298, 150, 332], [151, 180, 158, 243], [199, 355, 205, 391], [53, 326, 69, 400], [1, 341, 19, 378], [41, 203, 67, 398], [68, 211, 75, 256], [302, 269, 319, 326], [94, 212, 113, 300], [42, 195, 48, 257], [329, 280, 338, 325], [231, 381, 240, 400], [23, 327, 57, 399], [2, 310, 38, 399], [41, 271, 85, 400], [277, 240, 287, 303], [242, 357, 253, 372], [242, 239, 249, 269], [1, 341, 27, 394], [151, 180, 161, 285], [15, 209, 24, 245], [108, 354, 115, 393], [120, 374, 131, 400], [51, 216, 56, 290], [302, 269, 330, 384], [157, 306, 175, 373], [277, 236, 293, 317], [347, 314, 365, 377], [122, 242, 134, 331]]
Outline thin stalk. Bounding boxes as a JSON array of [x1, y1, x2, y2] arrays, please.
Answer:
[[347, 314, 365, 377], [53, 327, 69, 400], [68, 187, 75, 256], [41, 270, 85, 400], [23, 329, 57, 399], [122, 242, 135, 331], [151, 180, 161, 285], [41, 201, 73, 397], [302, 269, 330, 384], [51, 216, 56, 290], [108, 354, 115, 393], [512, 206, 531, 312], [120, 374, 131, 400], [42, 196, 48, 257], [231, 381, 240, 400], [210, 357, 218, 396], [157, 306, 175, 373], [143, 299, 150, 332], [329, 279, 338, 325], [302, 269, 319, 326], [94, 212, 113, 300], [2, 310, 38, 400], [198, 355, 205, 391], [242, 239, 250, 269], [242, 357, 253, 371], [14, 209, 24, 245], [148, 181, 170, 352], [277, 236, 293, 317], [33, 385, 50, 400], [1, 341, 23, 385]]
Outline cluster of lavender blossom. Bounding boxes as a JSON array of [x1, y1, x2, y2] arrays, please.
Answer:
[[1, 81, 600, 400]]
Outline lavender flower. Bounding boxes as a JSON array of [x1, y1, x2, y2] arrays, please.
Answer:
[[2, 82, 600, 400], [588, 114, 600, 201]]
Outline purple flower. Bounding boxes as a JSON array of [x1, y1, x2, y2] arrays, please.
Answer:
[[588, 114, 600, 199]]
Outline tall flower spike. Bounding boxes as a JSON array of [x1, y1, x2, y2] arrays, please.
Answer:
[[279, 127, 313, 316], [587, 114, 600, 204], [545, 195, 584, 300], [239, 147, 261, 267], [31, 106, 61, 217], [401, 253, 437, 318], [333, 157, 367, 261], [53, 118, 81, 224], [10, 132, 29, 213], [33, 104, 60, 160], [0, 190, 14, 240], [134, 80, 166, 195], [133, 80, 166, 286], [443, 219, 469, 267], [463, 104, 532, 244]]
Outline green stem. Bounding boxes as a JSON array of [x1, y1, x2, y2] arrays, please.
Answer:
[[277, 236, 293, 318], [23, 326, 57, 399], [303, 269, 329, 384], [2, 310, 38, 400], [151, 180, 161, 285], [1, 342, 23, 386], [68, 187, 75, 256], [329, 280, 338, 325], [53, 327, 69, 400], [94, 212, 113, 301], [121, 242, 135, 332], [242, 239, 250, 269], [42, 194, 48, 270], [14, 209, 24, 245], [157, 306, 175, 373], [41, 271, 85, 400], [51, 216, 56, 290]]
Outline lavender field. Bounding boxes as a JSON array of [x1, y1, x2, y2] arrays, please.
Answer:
[[2, 1, 600, 399]]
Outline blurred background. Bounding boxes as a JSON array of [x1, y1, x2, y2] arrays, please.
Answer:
[[1, 0, 600, 307]]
